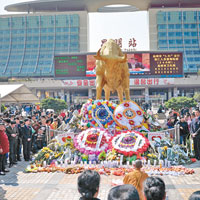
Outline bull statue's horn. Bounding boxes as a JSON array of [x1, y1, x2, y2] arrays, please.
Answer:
[[119, 54, 127, 63], [94, 49, 105, 61]]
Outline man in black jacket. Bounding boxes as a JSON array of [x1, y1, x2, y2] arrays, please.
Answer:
[[6, 120, 18, 167], [177, 115, 189, 145], [15, 117, 22, 161], [21, 119, 32, 161], [191, 109, 200, 160]]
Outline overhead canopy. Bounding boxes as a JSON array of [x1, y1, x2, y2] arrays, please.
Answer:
[[5, 0, 200, 13], [0, 84, 39, 103]]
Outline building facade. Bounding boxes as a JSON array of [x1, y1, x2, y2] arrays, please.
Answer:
[[149, 8, 200, 74], [0, 11, 88, 77]]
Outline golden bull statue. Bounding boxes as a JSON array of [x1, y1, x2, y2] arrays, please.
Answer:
[[94, 39, 130, 102]]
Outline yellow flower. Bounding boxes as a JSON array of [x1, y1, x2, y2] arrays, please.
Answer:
[[45, 153, 50, 159], [163, 146, 168, 150]]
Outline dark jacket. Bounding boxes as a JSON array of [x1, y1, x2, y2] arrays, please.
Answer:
[[177, 121, 189, 136], [21, 125, 32, 141], [6, 126, 18, 141], [191, 117, 200, 136]]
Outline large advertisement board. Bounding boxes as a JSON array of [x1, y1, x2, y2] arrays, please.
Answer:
[[55, 52, 183, 78], [54, 55, 86, 77], [86, 52, 183, 78]]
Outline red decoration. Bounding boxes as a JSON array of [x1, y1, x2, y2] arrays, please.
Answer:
[[136, 110, 142, 116], [129, 120, 135, 125], [124, 103, 129, 107]]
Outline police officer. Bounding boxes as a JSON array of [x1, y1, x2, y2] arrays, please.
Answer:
[[15, 117, 22, 161], [21, 119, 32, 161], [6, 120, 18, 167]]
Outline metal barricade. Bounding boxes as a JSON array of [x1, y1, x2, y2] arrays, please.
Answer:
[[46, 124, 181, 145], [46, 128, 65, 144]]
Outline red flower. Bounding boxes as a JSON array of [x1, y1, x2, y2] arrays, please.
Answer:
[[97, 102, 101, 106], [129, 120, 135, 125], [124, 103, 129, 107], [117, 113, 122, 118], [191, 158, 197, 163], [136, 110, 142, 115]]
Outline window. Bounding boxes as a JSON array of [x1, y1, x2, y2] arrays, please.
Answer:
[[168, 24, 174, 29], [175, 24, 182, 29], [184, 32, 190, 36], [169, 40, 175, 44], [157, 24, 166, 30], [176, 39, 183, 44], [192, 39, 198, 44], [168, 32, 175, 37], [158, 32, 167, 37], [176, 32, 182, 36], [191, 32, 197, 36], [184, 39, 191, 44], [191, 24, 197, 29]]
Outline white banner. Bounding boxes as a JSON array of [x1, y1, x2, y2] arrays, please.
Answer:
[[56, 132, 74, 145], [148, 132, 165, 141]]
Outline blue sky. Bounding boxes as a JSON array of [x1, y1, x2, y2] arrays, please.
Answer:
[[0, 0, 149, 52]]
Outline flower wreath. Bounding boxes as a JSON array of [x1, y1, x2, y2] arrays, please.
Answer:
[[113, 100, 144, 130], [81, 100, 116, 128], [109, 130, 150, 157], [73, 127, 111, 155]]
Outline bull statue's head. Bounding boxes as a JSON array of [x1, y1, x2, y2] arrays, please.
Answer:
[[94, 39, 130, 102], [94, 39, 127, 63]]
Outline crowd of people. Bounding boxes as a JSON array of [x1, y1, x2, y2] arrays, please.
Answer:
[[165, 108, 200, 160], [77, 160, 200, 200], [0, 105, 78, 176]]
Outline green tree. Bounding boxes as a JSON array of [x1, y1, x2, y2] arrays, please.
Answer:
[[193, 92, 200, 102], [165, 96, 197, 111], [41, 97, 67, 113]]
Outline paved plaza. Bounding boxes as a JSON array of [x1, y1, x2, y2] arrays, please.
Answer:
[[0, 161, 200, 200]]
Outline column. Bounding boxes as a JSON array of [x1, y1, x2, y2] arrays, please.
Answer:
[[145, 87, 149, 103], [60, 89, 65, 100], [88, 88, 92, 99], [66, 91, 70, 104], [168, 88, 172, 100], [174, 87, 178, 97]]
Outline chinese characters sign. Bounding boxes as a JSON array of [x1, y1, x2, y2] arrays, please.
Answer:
[[150, 53, 183, 76], [101, 38, 137, 48], [54, 55, 86, 77], [130, 78, 174, 86], [63, 79, 95, 87], [62, 78, 174, 87]]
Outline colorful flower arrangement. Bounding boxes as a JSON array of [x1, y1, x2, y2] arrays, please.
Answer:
[[109, 130, 150, 157], [113, 101, 145, 130], [73, 127, 112, 155], [81, 100, 117, 129]]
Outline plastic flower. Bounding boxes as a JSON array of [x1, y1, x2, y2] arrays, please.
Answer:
[[129, 120, 135, 125], [136, 110, 142, 115], [124, 103, 129, 107], [163, 146, 168, 150], [45, 153, 50, 159]]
